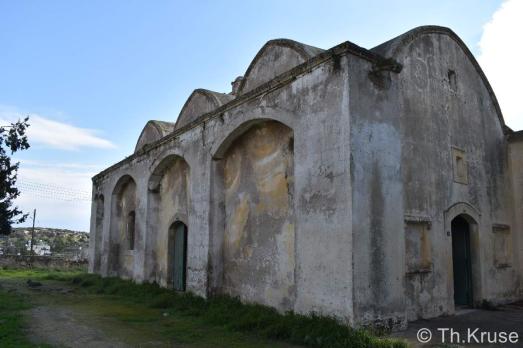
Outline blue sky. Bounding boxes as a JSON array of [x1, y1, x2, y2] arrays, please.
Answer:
[[0, 0, 520, 231]]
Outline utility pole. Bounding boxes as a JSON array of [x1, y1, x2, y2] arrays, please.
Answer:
[[30, 209, 36, 257]]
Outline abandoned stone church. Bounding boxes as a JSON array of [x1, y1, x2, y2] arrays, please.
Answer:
[[89, 26, 523, 329]]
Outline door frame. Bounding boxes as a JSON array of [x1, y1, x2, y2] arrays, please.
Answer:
[[444, 202, 483, 312]]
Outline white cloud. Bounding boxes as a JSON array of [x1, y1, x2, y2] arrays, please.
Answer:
[[14, 161, 95, 232], [478, 0, 523, 131], [0, 106, 115, 150]]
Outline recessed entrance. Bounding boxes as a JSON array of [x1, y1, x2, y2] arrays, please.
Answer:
[[451, 216, 473, 307], [169, 222, 188, 291]]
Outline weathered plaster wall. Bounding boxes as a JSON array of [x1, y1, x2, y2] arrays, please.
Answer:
[[91, 194, 104, 273], [220, 121, 295, 310], [350, 28, 519, 329], [135, 121, 175, 152], [207, 54, 353, 318], [509, 136, 523, 298], [396, 32, 517, 319], [238, 40, 323, 95], [349, 53, 405, 329], [91, 48, 353, 320], [175, 89, 233, 130]]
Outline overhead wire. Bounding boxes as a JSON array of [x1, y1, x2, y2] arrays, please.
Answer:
[[16, 180, 92, 202]]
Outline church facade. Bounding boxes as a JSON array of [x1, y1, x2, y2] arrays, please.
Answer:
[[89, 26, 523, 329]]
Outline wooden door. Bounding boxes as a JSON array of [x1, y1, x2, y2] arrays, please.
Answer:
[[173, 223, 187, 291]]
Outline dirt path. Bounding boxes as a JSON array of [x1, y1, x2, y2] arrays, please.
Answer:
[[1, 278, 300, 348], [2, 279, 164, 347], [28, 305, 130, 348]]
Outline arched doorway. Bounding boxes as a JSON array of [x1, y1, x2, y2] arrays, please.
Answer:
[[451, 215, 473, 307], [169, 222, 188, 291]]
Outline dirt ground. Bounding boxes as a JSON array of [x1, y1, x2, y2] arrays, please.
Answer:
[[0, 278, 299, 348]]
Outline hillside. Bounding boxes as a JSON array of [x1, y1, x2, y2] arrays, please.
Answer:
[[0, 227, 89, 258]]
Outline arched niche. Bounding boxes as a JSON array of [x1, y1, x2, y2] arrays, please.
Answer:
[[109, 175, 137, 278], [146, 155, 190, 287], [210, 120, 296, 311]]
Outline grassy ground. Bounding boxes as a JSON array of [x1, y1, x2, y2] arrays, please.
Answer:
[[0, 268, 407, 348], [0, 286, 39, 347]]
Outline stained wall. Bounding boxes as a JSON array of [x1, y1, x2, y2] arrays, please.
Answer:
[[220, 121, 295, 310]]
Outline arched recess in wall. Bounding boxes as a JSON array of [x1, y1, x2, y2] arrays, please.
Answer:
[[210, 119, 295, 310], [109, 175, 137, 278], [93, 194, 104, 273], [146, 155, 190, 288]]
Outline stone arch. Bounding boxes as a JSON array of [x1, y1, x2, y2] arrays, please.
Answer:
[[210, 119, 296, 311], [145, 154, 190, 287], [444, 202, 483, 310], [109, 175, 137, 278], [212, 111, 296, 160], [93, 194, 104, 273]]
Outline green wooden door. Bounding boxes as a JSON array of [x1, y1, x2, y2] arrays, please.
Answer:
[[452, 217, 473, 307], [173, 223, 187, 291]]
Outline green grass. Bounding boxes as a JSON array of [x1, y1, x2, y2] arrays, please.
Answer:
[[0, 287, 46, 347], [0, 268, 407, 348]]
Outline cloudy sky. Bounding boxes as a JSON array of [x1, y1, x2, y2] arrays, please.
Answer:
[[0, 0, 520, 231]]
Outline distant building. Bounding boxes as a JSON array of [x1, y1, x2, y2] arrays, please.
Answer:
[[26, 240, 52, 256]]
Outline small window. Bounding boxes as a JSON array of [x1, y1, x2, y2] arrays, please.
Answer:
[[448, 70, 457, 92], [452, 147, 468, 185], [127, 211, 136, 250]]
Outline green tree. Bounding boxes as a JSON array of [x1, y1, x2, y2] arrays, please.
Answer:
[[0, 118, 30, 235]]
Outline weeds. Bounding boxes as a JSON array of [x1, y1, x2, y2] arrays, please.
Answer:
[[0, 269, 407, 348], [51, 272, 405, 348]]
